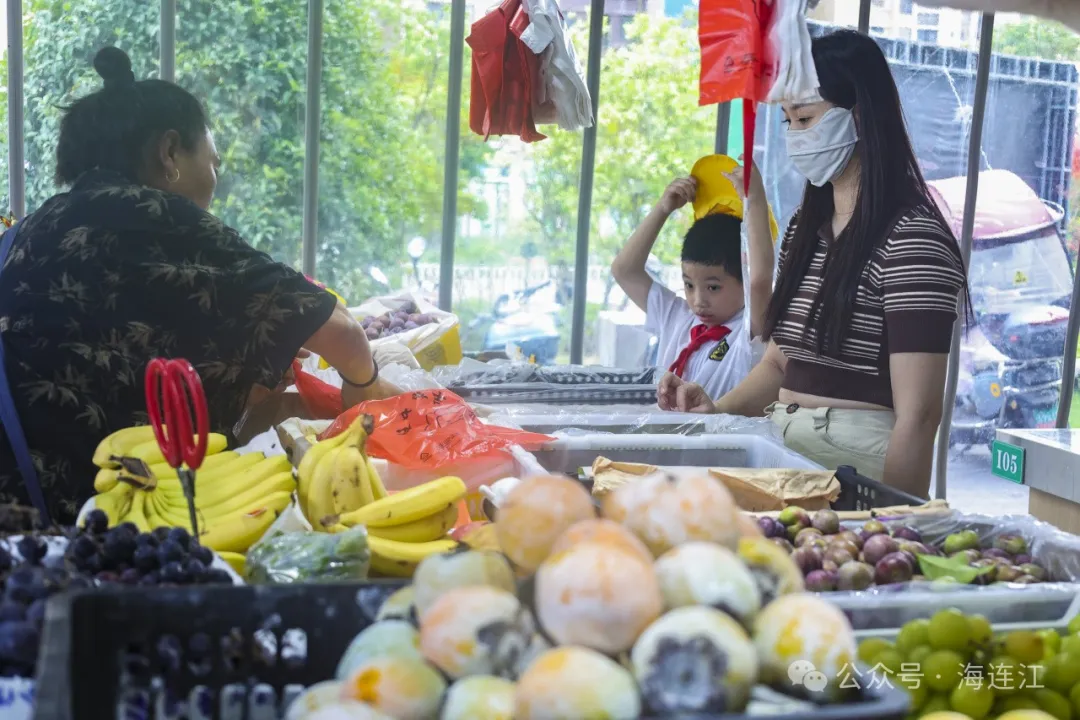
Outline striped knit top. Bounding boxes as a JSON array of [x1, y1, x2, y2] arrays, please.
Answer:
[[773, 204, 966, 409]]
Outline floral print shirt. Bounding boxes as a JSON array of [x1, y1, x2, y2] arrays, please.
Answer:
[[0, 170, 337, 523]]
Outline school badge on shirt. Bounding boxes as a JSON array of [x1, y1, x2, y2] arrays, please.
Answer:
[[709, 339, 730, 362]]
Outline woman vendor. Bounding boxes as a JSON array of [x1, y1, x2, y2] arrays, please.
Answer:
[[659, 30, 969, 498], [0, 48, 397, 523]]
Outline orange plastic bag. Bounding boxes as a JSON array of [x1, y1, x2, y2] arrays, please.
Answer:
[[318, 390, 552, 471], [292, 360, 342, 419], [699, 0, 778, 194]]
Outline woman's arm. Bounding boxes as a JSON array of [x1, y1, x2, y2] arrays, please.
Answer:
[[883, 352, 948, 498], [303, 303, 400, 408], [611, 178, 696, 311], [714, 340, 787, 417], [723, 161, 774, 339]]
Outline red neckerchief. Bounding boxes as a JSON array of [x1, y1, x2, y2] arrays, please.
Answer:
[[669, 324, 731, 379]]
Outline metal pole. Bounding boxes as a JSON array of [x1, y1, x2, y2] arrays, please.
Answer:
[[934, 12, 994, 500], [7, 0, 25, 219], [439, 0, 467, 312], [1057, 258, 1080, 424], [569, 0, 605, 365], [160, 0, 176, 82], [301, 0, 323, 277], [714, 102, 731, 156], [857, 0, 872, 34]]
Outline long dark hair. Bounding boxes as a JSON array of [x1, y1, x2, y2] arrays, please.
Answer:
[[762, 29, 967, 354]]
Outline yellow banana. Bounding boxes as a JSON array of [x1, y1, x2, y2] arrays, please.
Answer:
[[196, 507, 280, 553], [217, 551, 246, 576], [151, 489, 293, 527], [156, 455, 290, 505], [367, 457, 388, 501], [366, 503, 458, 543], [90, 484, 135, 527], [156, 475, 295, 519], [335, 476, 467, 529], [367, 536, 458, 577], [297, 429, 353, 519], [92, 426, 159, 468], [146, 451, 242, 480], [304, 447, 341, 529], [126, 434, 229, 466], [95, 468, 121, 494], [124, 490, 154, 533], [151, 453, 266, 497], [330, 446, 373, 516]]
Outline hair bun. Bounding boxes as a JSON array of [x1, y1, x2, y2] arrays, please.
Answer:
[[93, 47, 135, 89]]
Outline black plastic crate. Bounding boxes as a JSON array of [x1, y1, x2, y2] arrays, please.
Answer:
[[35, 583, 910, 720], [832, 465, 927, 512]]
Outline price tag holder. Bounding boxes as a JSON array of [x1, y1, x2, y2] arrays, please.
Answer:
[[991, 440, 1025, 484]]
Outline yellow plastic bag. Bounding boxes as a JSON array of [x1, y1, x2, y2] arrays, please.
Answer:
[[690, 154, 780, 242]]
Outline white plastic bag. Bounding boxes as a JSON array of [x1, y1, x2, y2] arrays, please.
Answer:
[[521, 0, 593, 131], [766, 0, 820, 105]]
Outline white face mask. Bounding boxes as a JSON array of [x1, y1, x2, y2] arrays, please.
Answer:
[[785, 107, 859, 187]]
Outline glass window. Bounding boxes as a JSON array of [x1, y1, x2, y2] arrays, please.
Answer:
[[15, 0, 158, 212], [900, 0, 914, 15], [917, 12, 940, 26], [917, 29, 939, 43], [983, 14, 1080, 434], [871, 26, 886, 36], [315, 1, 458, 304]]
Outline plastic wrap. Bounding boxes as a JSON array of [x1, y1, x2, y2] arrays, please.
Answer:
[[433, 361, 658, 387], [486, 404, 782, 439], [826, 511, 1080, 632], [245, 525, 371, 585]]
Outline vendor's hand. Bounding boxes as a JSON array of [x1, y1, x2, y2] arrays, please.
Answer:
[[657, 372, 715, 414], [658, 177, 697, 215], [722, 155, 766, 205], [342, 376, 403, 410]]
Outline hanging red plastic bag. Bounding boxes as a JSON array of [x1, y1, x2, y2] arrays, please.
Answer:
[[698, 0, 778, 195], [319, 390, 552, 471]]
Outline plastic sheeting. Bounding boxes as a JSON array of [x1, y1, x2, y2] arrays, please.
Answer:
[[827, 511, 1080, 632]]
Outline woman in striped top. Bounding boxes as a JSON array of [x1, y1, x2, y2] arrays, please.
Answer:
[[658, 30, 967, 497]]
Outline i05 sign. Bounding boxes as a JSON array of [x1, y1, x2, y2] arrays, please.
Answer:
[[991, 440, 1025, 484]]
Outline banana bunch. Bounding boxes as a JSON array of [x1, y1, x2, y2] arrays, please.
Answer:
[[296, 414, 388, 529], [92, 425, 229, 470], [89, 426, 295, 554]]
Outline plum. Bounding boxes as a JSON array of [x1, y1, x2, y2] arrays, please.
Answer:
[[837, 561, 874, 591], [949, 549, 981, 564], [836, 530, 863, 551], [1014, 553, 1034, 566], [874, 553, 914, 585], [821, 559, 839, 573], [365, 328, 379, 340], [996, 565, 1023, 583], [890, 525, 922, 543], [971, 559, 998, 585], [981, 548, 1011, 561], [778, 506, 810, 529], [942, 530, 980, 555], [403, 321, 420, 331], [794, 528, 824, 548], [415, 313, 433, 325], [993, 534, 1028, 556], [862, 535, 899, 566], [769, 537, 795, 554], [1018, 563, 1047, 582], [828, 538, 861, 559], [791, 546, 823, 575], [757, 517, 785, 539], [811, 509, 841, 535], [1013, 574, 1040, 585], [862, 519, 887, 537], [805, 569, 838, 592], [824, 546, 855, 568]]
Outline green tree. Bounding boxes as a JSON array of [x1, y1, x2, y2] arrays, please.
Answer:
[[994, 17, 1080, 60], [2, 0, 491, 301]]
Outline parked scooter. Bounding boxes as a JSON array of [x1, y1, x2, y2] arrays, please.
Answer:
[[932, 171, 1073, 449], [466, 281, 563, 365]]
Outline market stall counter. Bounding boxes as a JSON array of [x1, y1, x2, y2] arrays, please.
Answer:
[[996, 428, 1080, 534]]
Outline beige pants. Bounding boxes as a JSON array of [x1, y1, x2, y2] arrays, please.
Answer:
[[767, 403, 896, 482]]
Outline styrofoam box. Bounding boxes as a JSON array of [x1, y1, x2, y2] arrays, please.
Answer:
[[530, 433, 822, 475]]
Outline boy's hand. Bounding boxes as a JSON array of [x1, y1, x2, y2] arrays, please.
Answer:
[[658, 177, 697, 215], [657, 372, 716, 414], [722, 155, 766, 205]]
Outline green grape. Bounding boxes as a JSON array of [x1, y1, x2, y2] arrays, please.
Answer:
[[1068, 613, 1080, 637], [923, 649, 966, 693], [901, 677, 928, 711], [1044, 652, 1080, 695], [1070, 682, 1080, 717], [989, 655, 1023, 696], [968, 614, 993, 648], [898, 619, 932, 656], [859, 638, 894, 665], [1040, 628, 1063, 655], [1004, 630, 1047, 665], [1033, 688, 1073, 720], [875, 648, 904, 676], [949, 680, 995, 719], [1062, 635, 1080, 659], [909, 645, 933, 667], [996, 695, 1041, 713], [929, 608, 972, 653], [919, 694, 951, 716]]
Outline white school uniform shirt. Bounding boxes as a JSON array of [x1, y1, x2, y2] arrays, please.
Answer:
[[646, 282, 757, 400]]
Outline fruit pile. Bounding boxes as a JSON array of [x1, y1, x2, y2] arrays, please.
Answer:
[[88, 426, 295, 558], [858, 610, 1080, 719], [360, 301, 436, 341], [298, 416, 467, 577], [757, 508, 1051, 590], [0, 535, 89, 677], [66, 510, 234, 586], [286, 473, 874, 720]]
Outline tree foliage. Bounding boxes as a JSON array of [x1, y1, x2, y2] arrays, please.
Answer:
[[2, 0, 491, 300], [994, 17, 1080, 61]]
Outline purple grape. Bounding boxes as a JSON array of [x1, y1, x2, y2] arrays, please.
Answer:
[[134, 533, 158, 548], [206, 569, 232, 585], [15, 537, 47, 566], [115, 522, 139, 537], [26, 599, 46, 626], [0, 603, 25, 623], [138, 571, 160, 586], [166, 528, 191, 552], [132, 546, 158, 573], [185, 559, 207, 583], [191, 545, 213, 567], [84, 509, 109, 535], [71, 535, 97, 559], [95, 571, 119, 584], [160, 562, 187, 584], [0, 548, 11, 574], [119, 569, 141, 585], [0, 621, 39, 666], [103, 532, 137, 564], [157, 541, 184, 565], [151, 527, 171, 543]]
